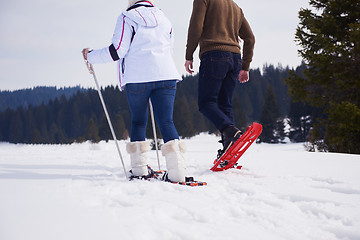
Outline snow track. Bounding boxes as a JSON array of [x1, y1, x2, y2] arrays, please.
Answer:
[[1, 135, 359, 240]]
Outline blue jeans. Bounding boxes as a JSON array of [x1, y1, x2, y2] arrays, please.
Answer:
[[125, 80, 179, 143], [198, 51, 242, 132]]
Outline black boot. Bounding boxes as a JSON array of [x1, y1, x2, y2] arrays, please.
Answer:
[[217, 125, 241, 158]]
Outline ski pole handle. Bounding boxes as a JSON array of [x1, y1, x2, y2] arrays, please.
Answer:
[[82, 49, 94, 74]]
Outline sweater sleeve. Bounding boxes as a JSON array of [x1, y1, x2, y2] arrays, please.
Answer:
[[87, 15, 133, 64], [238, 14, 255, 71], [185, 0, 207, 61]]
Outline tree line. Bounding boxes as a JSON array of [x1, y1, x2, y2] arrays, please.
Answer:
[[0, 86, 84, 112], [0, 64, 319, 145]]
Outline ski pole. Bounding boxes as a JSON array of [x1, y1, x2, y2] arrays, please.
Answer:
[[83, 59, 128, 180], [149, 99, 161, 170]]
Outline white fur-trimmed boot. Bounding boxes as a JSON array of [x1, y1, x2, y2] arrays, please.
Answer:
[[161, 139, 186, 182], [126, 141, 150, 177]]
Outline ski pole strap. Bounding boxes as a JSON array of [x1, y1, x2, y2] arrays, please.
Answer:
[[84, 60, 93, 74]]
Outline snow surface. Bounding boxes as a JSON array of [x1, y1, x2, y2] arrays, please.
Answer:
[[1, 134, 360, 240]]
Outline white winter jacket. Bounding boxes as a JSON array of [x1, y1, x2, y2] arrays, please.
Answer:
[[87, 2, 181, 90]]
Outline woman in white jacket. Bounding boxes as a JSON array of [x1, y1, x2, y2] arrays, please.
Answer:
[[82, 0, 186, 182]]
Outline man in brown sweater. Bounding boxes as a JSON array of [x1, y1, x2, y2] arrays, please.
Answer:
[[185, 0, 255, 157]]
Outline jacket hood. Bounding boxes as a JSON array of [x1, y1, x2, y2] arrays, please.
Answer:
[[123, 6, 160, 27]]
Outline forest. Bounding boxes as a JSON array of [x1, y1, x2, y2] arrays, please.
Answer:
[[0, 64, 319, 145]]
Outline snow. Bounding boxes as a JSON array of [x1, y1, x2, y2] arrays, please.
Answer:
[[1, 134, 360, 240]]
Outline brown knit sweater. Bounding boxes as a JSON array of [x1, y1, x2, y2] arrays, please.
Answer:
[[186, 0, 255, 71]]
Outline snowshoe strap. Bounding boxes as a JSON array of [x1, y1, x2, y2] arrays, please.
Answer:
[[129, 165, 162, 181], [162, 172, 207, 186]]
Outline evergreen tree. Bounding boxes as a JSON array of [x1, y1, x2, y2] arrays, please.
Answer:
[[69, 101, 83, 138], [31, 129, 43, 144], [86, 118, 100, 143], [286, 64, 315, 143], [238, 91, 254, 121], [188, 99, 208, 134], [263, 64, 291, 117], [286, 0, 360, 153], [288, 100, 312, 143], [98, 115, 112, 141], [275, 118, 286, 143], [259, 85, 283, 143], [1, 109, 11, 141], [325, 102, 360, 154], [0, 111, 3, 141], [174, 96, 196, 138], [114, 113, 127, 140], [49, 122, 66, 144], [233, 95, 248, 132], [9, 109, 23, 143], [39, 122, 49, 144]]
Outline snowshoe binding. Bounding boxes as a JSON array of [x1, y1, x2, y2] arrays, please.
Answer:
[[129, 165, 164, 181], [161, 172, 207, 187]]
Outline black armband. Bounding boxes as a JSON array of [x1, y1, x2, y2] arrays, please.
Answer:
[[109, 44, 120, 61]]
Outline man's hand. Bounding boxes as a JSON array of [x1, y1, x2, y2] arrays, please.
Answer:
[[185, 60, 194, 74], [239, 70, 249, 83]]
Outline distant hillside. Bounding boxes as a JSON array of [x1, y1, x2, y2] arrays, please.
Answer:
[[0, 86, 85, 111]]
